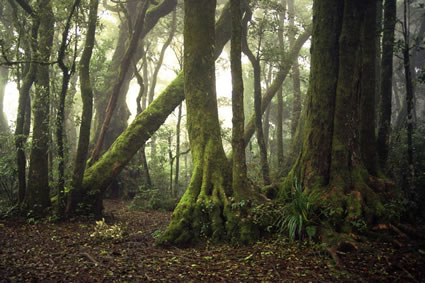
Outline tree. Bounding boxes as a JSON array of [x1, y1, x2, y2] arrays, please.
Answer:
[[283, 0, 385, 241], [377, 0, 396, 169], [66, 0, 99, 216], [231, 0, 248, 195], [23, 0, 54, 214], [157, 0, 261, 246], [0, 66, 8, 134], [242, 8, 271, 185], [66, 0, 239, 216]]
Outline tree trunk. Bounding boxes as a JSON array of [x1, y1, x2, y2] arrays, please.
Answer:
[[241, 13, 271, 185], [377, 0, 396, 168], [402, 0, 415, 189], [276, 0, 286, 172], [71, 0, 241, 217], [231, 0, 248, 197], [158, 0, 259, 246], [91, 0, 177, 154], [284, 0, 385, 238], [66, 0, 99, 217], [360, 0, 378, 176], [174, 102, 183, 197], [56, 0, 80, 217], [287, 0, 301, 138], [24, 0, 54, 214], [0, 66, 9, 133], [15, 21, 38, 204], [89, 0, 150, 165]]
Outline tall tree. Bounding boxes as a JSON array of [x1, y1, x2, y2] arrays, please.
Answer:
[[66, 0, 99, 216], [284, 0, 384, 239], [89, 0, 150, 164], [24, 0, 54, 214], [157, 0, 260, 246], [377, 0, 396, 168], [67, 0, 240, 216], [0, 66, 8, 133], [242, 9, 271, 185], [56, 0, 80, 216], [231, 0, 248, 196], [401, 0, 415, 188], [288, 0, 302, 138]]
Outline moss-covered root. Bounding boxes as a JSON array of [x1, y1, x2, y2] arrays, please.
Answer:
[[156, 193, 260, 246]]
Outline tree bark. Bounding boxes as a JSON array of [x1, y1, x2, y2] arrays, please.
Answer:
[[0, 66, 9, 134], [56, 0, 80, 216], [231, 0, 248, 197], [241, 11, 271, 185], [287, 0, 301, 138], [66, 0, 99, 216], [91, 0, 177, 154], [360, 0, 378, 176], [89, 0, 150, 165], [24, 0, 54, 214], [173, 102, 183, 197], [15, 15, 38, 205], [377, 0, 396, 168], [402, 0, 415, 189], [284, 0, 385, 238], [73, 0, 241, 216], [158, 0, 260, 246]]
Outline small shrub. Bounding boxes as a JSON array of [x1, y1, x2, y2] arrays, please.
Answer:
[[90, 218, 124, 241]]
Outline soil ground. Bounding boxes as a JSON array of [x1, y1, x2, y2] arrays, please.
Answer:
[[1, 199, 424, 282]]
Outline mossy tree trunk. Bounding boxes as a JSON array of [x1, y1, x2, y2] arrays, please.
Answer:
[[157, 0, 259, 246], [377, 0, 396, 169], [69, 0, 241, 217], [284, 0, 385, 236], [23, 0, 54, 215]]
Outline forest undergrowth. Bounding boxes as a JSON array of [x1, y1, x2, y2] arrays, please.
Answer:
[[1, 199, 424, 282]]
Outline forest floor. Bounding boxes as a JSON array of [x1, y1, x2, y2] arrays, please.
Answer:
[[1, 199, 424, 282]]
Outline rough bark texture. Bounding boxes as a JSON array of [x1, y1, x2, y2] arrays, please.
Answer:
[[24, 0, 54, 214], [76, 1, 239, 216], [360, 0, 378, 176], [66, 0, 99, 216], [283, 0, 385, 238], [158, 0, 259, 246], [377, 0, 396, 168], [231, 0, 248, 197]]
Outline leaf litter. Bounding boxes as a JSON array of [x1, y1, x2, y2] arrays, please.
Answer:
[[0, 199, 424, 282]]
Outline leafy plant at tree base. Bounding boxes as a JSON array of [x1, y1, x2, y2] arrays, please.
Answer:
[[276, 180, 320, 241]]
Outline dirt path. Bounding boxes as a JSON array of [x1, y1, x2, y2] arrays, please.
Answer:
[[1, 199, 424, 282]]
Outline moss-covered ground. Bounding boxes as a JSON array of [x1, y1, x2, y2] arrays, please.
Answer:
[[1, 199, 424, 282]]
